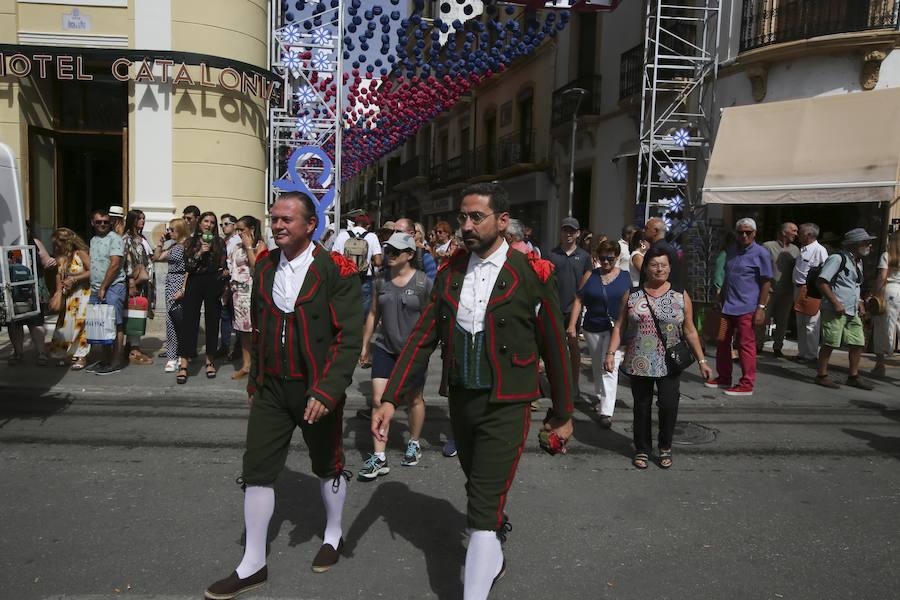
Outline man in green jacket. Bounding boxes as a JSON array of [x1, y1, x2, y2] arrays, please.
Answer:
[[206, 192, 362, 600], [372, 182, 575, 600]]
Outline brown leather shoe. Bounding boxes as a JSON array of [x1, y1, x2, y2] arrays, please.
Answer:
[[311, 538, 343, 573], [204, 566, 267, 600]]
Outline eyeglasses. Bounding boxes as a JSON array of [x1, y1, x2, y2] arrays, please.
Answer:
[[221, 222, 235, 227], [736, 230, 755, 237], [457, 211, 495, 225], [94, 220, 110, 225], [165, 227, 173, 232], [597, 256, 616, 263]]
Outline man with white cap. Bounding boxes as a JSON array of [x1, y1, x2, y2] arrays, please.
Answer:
[[814, 228, 876, 390], [357, 232, 432, 479]]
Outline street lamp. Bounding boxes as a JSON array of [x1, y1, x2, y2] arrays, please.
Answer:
[[562, 86, 587, 218]]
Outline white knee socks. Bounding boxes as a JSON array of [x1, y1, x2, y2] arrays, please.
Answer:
[[464, 530, 504, 600], [320, 475, 347, 548], [236, 485, 275, 579]]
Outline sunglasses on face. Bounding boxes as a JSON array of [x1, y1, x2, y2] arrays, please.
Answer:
[[598, 256, 616, 263], [736, 230, 755, 237], [221, 222, 235, 227], [94, 220, 110, 225]]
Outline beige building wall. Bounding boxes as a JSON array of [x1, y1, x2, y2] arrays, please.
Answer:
[[0, 0, 22, 178], [170, 0, 268, 222]]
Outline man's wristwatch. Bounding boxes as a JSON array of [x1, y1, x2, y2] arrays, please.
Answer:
[[757, 304, 766, 309]]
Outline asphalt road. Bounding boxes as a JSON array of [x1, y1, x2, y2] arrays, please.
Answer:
[[1, 343, 899, 600]]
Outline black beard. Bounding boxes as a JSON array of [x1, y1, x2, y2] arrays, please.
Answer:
[[464, 232, 500, 255]]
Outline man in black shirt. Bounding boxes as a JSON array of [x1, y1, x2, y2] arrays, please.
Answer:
[[643, 217, 681, 286], [548, 217, 592, 385]]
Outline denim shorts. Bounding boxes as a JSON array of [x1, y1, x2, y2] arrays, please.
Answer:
[[89, 281, 127, 326]]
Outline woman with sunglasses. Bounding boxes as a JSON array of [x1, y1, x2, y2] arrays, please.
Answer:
[[178, 211, 226, 382], [357, 232, 433, 479], [152, 218, 190, 373], [228, 216, 266, 379], [567, 239, 633, 428]]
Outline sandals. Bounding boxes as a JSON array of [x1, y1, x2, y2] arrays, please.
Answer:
[[70, 357, 87, 371], [231, 368, 249, 380], [205, 361, 217, 379], [176, 367, 188, 384], [632, 453, 649, 469], [658, 450, 673, 469]]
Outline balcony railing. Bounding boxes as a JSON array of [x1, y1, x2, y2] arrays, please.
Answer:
[[498, 130, 536, 170], [551, 75, 602, 128], [397, 156, 427, 184], [740, 0, 900, 53], [619, 43, 643, 101]]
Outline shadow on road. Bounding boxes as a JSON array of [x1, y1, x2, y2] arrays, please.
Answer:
[[841, 428, 900, 459], [0, 390, 74, 425], [344, 480, 465, 600], [570, 399, 634, 458], [264, 467, 328, 551]]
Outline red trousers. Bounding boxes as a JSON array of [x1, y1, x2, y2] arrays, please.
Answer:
[[716, 313, 757, 389]]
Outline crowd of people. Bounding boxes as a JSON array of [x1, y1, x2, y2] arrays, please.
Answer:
[[5, 184, 900, 600]]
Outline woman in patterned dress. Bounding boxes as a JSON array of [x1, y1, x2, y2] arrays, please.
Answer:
[[604, 246, 712, 469], [123, 210, 155, 365], [48, 228, 91, 369], [152, 218, 190, 374], [228, 216, 266, 379]]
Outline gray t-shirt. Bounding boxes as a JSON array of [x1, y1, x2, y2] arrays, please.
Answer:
[[763, 240, 799, 293], [373, 271, 433, 355], [818, 250, 862, 316], [89, 232, 126, 292]]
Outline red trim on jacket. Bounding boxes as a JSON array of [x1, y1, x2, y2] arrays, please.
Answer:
[[488, 312, 541, 400]]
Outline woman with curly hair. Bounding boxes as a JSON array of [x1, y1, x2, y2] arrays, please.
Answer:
[[48, 228, 92, 369]]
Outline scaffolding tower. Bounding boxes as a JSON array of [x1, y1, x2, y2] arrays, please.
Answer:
[[635, 0, 721, 300], [267, 1, 344, 232]]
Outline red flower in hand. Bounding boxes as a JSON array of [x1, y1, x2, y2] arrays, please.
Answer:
[[330, 252, 359, 278], [528, 253, 554, 283]]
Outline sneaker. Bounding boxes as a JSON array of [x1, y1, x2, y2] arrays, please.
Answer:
[[598, 415, 612, 429], [845, 375, 874, 391], [357, 454, 390, 480], [94, 363, 123, 376], [704, 379, 729, 389], [814, 374, 840, 389], [401, 441, 421, 466], [205, 566, 267, 600], [442, 439, 458, 458], [723, 384, 753, 396], [164, 359, 178, 373], [84, 361, 107, 373]]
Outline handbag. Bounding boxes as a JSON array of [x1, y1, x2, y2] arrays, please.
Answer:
[[86, 303, 117, 345], [644, 290, 695, 375], [793, 284, 821, 316], [130, 263, 151, 286]]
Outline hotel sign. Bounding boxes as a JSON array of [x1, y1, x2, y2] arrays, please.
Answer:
[[0, 46, 279, 102]]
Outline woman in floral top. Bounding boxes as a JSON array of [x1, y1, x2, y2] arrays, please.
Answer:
[[227, 215, 266, 379], [123, 210, 155, 365], [48, 228, 92, 369], [605, 246, 711, 469]]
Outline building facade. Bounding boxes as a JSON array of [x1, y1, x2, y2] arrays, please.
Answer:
[[0, 0, 271, 246]]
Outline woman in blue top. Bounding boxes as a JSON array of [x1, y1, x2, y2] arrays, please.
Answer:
[[567, 239, 633, 428]]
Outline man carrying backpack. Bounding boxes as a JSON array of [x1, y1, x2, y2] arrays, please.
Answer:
[[814, 228, 876, 390], [332, 213, 383, 316]]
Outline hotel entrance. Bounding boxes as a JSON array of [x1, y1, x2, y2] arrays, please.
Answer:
[[25, 70, 127, 244]]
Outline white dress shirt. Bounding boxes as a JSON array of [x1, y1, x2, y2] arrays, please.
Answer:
[[792, 240, 829, 285], [457, 240, 509, 334], [273, 242, 315, 313]]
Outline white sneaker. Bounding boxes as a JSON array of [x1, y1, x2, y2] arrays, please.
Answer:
[[164, 359, 178, 373]]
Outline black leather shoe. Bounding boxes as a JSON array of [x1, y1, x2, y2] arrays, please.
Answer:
[[311, 538, 343, 573], [205, 566, 267, 600]]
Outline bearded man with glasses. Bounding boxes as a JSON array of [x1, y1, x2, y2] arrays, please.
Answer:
[[372, 182, 576, 600]]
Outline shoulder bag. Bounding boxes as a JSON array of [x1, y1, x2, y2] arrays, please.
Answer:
[[644, 289, 695, 375]]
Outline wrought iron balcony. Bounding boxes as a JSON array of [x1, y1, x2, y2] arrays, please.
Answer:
[[498, 130, 536, 170], [552, 75, 602, 129], [619, 43, 643, 101], [740, 0, 900, 53], [396, 156, 427, 186]]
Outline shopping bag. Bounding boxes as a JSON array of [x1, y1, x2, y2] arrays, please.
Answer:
[[125, 295, 149, 337], [86, 303, 117, 345]]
